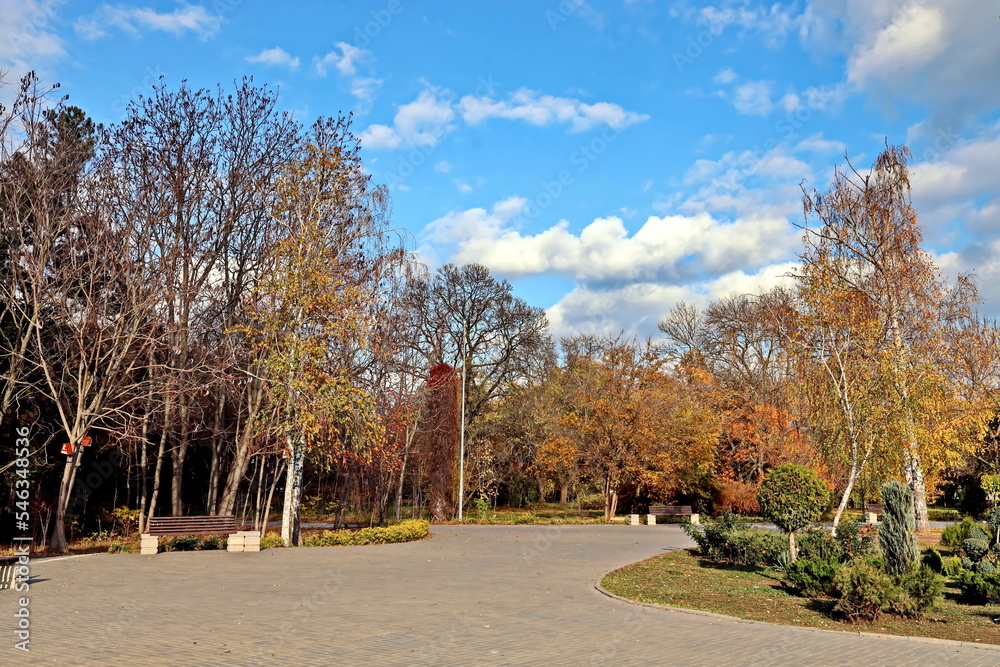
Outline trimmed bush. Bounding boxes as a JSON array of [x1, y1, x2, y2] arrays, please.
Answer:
[[785, 555, 841, 596], [974, 559, 997, 574], [927, 508, 961, 522], [757, 464, 830, 560], [942, 556, 964, 577], [304, 519, 430, 547], [683, 513, 788, 567], [879, 481, 919, 577], [968, 524, 990, 542], [941, 518, 988, 548], [162, 536, 199, 551], [963, 538, 990, 562], [988, 508, 1000, 544], [956, 570, 1000, 604], [260, 532, 285, 549], [833, 560, 899, 623], [199, 536, 222, 550], [922, 548, 944, 573], [796, 530, 841, 561]]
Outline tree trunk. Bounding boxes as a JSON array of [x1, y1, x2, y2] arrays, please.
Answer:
[[50, 447, 83, 554], [145, 430, 168, 532], [788, 530, 798, 561], [259, 459, 284, 536], [905, 444, 931, 533], [207, 394, 225, 514], [219, 427, 253, 516], [170, 400, 190, 516], [281, 438, 305, 547], [560, 480, 570, 505]]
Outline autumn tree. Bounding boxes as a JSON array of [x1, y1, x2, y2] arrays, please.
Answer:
[[247, 116, 398, 545], [799, 145, 979, 532], [420, 363, 460, 522], [551, 335, 716, 519]]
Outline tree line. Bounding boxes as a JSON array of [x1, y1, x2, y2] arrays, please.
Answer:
[[2, 73, 997, 553]]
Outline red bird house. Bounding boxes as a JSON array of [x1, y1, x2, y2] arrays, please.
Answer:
[[60, 443, 73, 455]]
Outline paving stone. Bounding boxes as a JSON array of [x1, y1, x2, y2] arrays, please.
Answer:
[[3, 525, 998, 665]]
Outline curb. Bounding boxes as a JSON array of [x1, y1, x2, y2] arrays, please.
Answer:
[[594, 574, 1000, 653]]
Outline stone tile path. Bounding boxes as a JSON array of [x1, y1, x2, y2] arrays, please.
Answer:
[[4, 525, 999, 665]]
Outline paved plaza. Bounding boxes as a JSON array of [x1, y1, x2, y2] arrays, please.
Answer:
[[5, 525, 1000, 666]]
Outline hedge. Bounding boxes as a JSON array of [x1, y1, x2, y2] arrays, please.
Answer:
[[304, 519, 430, 547]]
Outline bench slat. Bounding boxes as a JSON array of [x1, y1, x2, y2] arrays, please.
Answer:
[[147, 515, 236, 536], [866, 504, 884, 514], [648, 505, 693, 516]]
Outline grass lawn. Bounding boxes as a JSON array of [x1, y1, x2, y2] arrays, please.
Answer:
[[601, 549, 1000, 645]]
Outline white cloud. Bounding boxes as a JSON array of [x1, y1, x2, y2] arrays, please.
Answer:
[[713, 68, 738, 85], [458, 88, 648, 132], [75, 3, 222, 40], [427, 199, 797, 284], [245, 46, 299, 70], [545, 262, 798, 339], [359, 87, 456, 150], [363, 84, 645, 150], [848, 5, 945, 87], [314, 42, 370, 78], [731, 81, 773, 115], [433, 160, 452, 173], [0, 0, 64, 75], [454, 180, 473, 194], [805, 1, 1000, 125]]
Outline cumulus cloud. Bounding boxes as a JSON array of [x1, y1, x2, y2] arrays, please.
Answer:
[[805, 0, 1000, 125], [847, 5, 946, 87], [1, 0, 64, 74], [458, 88, 649, 131], [426, 197, 797, 284], [75, 3, 222, 40], [359, 87, 456, 150], [314, 42, 370, 77], [361, 84, 646, 150], [545, 262, 798, 339], [245, 46, 299, 69]]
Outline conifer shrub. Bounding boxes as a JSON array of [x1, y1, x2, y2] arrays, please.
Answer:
[[963, 538, 990, 563], [895, 565, 946, 617], [785, 555, 841, 596], [879, 481, 919, 577], [833, 560, 899, 623], [941, 518, 988, 548]]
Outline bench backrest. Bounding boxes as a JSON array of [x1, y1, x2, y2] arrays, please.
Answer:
[[648, 505, 693, 516], [147, 515, 236, 536], [866, 503, 884, 514]]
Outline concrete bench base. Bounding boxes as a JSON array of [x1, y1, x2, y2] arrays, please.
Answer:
[[140, 531, 260, 554], [866, 512, 879, 525]]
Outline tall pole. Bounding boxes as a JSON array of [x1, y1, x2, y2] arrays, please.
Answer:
[[458, 327, 467, 522]]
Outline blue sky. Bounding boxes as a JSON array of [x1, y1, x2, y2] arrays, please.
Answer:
[[6, 0, 1000, 338]]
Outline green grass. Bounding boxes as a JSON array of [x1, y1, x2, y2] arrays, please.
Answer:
[[602, 549, 1000, 645]]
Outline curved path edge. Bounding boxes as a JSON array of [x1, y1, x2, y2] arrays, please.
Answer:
[[593, 575, 1000, 654]]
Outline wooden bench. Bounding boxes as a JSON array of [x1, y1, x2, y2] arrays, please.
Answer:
[[646, 505, 699, 526], [865, 503, 884, 525], [141, 516, 257, 554]]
